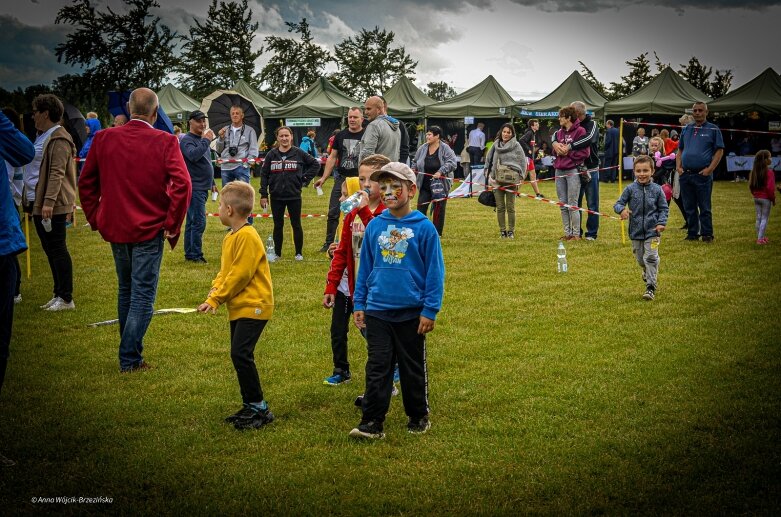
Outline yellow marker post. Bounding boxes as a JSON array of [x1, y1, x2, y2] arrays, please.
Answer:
[[618, 118, 627, 245], [24, 212, 31, 278]]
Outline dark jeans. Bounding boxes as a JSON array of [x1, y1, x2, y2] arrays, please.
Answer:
[[330, 291, 353, 375], [270, 197, 303, 256], [222, 166, 253, 223], [184, 189, 208, 260], [111, 234, 164, 371], [604, 155, 618, 182], [0, 254, 18, 396], [467, 146, 483, 165], [679, 171, 713, 238], [324, 175, 346, 246], [34, 214, 73, 303], [13, 255, 20, 297], [362, 315, 428, 423], [417, 187, 447, 237], [230, 318, 268, 404], [578, 171, 600, 239]]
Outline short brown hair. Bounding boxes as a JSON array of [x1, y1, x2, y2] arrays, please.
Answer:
[[275, 126, 292, 137], [528, 118, 539, 127], [633, 154, 655, 171], [558, 106, 577, 122], [32, 94, 64, 123], [359, 153, 391, 170], [221, 181, 254, 217], [307, 130, 316, 138]]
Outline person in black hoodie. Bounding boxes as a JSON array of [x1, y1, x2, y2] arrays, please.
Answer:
[[518, 119, 543, 198], [260, 126, 320, 261]]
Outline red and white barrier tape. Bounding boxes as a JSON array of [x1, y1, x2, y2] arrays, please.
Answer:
[[624, 120, 778, 136], [207, 212, 326, 218]]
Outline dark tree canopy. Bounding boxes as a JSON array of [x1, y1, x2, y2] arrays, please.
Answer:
[[259, 18, 331, 103], [578, 61, 614, 100], [678, 57, 733, 98], [331, 27, 417, 100], [424, 81, 457, 101], [177, 0, 262, 99], [609, 52, 653, 99]]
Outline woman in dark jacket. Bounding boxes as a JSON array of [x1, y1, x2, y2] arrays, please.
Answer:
[[412, 125, 457, 236], [260, 126, 320, 261]]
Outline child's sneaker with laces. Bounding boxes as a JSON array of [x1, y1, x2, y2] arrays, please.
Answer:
[[323, 372, 351, 386], [234, 408, 274, 430], [407, 415, 431, 434], [349, 420, 384, 439], [642, 286, 655, 301], [224, 405, 256, 424]]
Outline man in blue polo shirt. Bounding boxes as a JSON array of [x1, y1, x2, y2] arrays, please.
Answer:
[[675, 101, 724, 242]]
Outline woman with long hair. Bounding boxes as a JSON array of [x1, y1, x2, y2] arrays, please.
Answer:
[[413, 125, 456, 236], [486, 123, 526, 238], [260, 126, 321, 261], [748, 150, 776, 244]]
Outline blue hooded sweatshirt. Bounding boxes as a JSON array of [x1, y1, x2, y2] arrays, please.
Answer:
[[299, 135, 318, 158], [79, 118, 102, 159], [353, 208, 445, 321]]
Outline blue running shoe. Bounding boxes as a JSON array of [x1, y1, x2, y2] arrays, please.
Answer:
[[323, 372, 351, 386]]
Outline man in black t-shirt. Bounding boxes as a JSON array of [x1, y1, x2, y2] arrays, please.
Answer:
[[315, 107, 365, 251]]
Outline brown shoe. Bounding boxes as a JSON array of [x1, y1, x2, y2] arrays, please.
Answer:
[[120, 361, 153, 373]]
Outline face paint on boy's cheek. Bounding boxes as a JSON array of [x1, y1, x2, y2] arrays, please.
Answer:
[[379, 180, 403, 201]]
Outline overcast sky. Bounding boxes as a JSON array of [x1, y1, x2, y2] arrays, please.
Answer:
[[1, 0, 779, 100]]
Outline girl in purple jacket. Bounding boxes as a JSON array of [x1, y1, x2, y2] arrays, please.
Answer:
[[553, 106, 590, 240]]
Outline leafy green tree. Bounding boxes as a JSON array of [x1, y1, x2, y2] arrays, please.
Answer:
[[331, 27, 417, 100], [578, 61, 614, 100], [609, 52, 653, 98], [678, 57, 732, 97], [54, 0, 178, 92], [423, 81, 456, 101], [177, 0, 262, 99], [710, 69, 733, 99], [259, 18, 331, 103], [653, 51, 669, 73]]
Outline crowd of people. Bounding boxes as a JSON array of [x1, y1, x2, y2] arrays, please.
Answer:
[[2, 86, 779, 460]]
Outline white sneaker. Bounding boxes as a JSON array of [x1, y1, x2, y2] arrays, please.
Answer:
[[13, 294, 22, 304], [294, 254, 304, 261], [40, 296, 61, 309], [46, 299, 75, 311]]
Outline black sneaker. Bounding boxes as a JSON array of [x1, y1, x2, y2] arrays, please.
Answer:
[[319, 243, 331, 253], [507, 231, 515, 239], [224, 405, 255, 424], [407, 415, 431, 434], [354, 394, 363, 407], [702, 235, 714, 243], [349, 420, 385, 439], [684, 235, 699, 241], [535, 193, 543, 199], [642, 287, 655, 301], [234, 408, 274, 430]]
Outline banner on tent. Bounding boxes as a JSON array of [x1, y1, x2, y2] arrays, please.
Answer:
[[519, 109, 595, 118], [287, 118, 321, 127]]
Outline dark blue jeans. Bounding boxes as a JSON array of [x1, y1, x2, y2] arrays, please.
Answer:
[[111, 234, 164, 371], [679, 171, 713, 238], [578, 171, 600, 238], [184, 189, 208, 260], [0, 254, 17, 395], [222, 166, 253, 224]]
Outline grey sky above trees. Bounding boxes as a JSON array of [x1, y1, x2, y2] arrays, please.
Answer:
[[1, 0, 778, 98]]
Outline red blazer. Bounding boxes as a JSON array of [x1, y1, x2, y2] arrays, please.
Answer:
[[324, 203, 385, 297], [78, 119, 192, 248]]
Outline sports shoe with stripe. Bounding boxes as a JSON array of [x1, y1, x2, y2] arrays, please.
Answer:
[[349, 420, 384, 440]]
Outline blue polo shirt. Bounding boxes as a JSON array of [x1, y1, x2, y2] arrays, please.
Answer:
[[678, 121, 724, 170]]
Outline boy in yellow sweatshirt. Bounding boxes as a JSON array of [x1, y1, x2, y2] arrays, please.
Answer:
[[198, 182, 275, 430]]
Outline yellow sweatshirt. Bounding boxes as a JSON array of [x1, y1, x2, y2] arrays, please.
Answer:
[[206, 225, 274, 321]]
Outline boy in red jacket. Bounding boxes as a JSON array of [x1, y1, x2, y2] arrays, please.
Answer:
[[322, 154, 389, 386]]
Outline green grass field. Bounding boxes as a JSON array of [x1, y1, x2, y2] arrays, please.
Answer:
[[2, 178, 780, 514]]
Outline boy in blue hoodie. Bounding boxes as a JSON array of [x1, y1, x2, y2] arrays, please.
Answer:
[[350, 162, 445, 439], [614, 155, 668, 301]]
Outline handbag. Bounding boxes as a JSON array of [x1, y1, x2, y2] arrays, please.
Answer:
[[495, 164, 520, 185], [430, 178, 448, 200], [478, 189, 496, 207]]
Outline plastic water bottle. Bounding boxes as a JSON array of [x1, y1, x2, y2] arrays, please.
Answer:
[[339, 189, 368, 214], [266, 235, 277, 262], [557, 241, 568, 273]]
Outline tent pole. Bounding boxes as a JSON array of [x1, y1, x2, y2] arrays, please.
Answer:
[[619, 117, 626, 245]]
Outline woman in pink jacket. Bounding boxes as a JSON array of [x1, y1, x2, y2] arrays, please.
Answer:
[[553, 106, 590, 240]]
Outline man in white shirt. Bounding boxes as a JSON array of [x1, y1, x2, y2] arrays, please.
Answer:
[[467, 122, 485, 165]]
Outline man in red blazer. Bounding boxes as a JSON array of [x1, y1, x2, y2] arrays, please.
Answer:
[[79, 88, 191, 373]]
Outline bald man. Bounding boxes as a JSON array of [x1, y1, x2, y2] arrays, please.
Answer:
[[79, 87, 192, 373], [359, 96, 400, 162]]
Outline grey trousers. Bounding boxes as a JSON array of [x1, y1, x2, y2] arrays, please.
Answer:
[[632, 236, 660, 289], [555, 168, 581, 237]]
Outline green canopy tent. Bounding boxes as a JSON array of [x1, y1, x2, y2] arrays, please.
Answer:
[[709, 67, 781, 115], [424, 75, 516, 156], [263, 77, 359, 150], [518, 71, 607, 119], [383, 77, 435, 119], [230, 79, 280, 111], [604, 67, 711, 116], [156, 84, 200, 124]]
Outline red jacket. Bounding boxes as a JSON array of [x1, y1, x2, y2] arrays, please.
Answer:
[[324, 202, 385, 297], [78, 119, 192, 248]]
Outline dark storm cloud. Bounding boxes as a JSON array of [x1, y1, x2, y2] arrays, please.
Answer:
[[507, 0, 781, 12], [0, 15, 79, 89]]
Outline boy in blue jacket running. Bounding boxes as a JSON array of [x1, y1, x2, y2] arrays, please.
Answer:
[[614, 155, 669, 301], [350, 162, 445, 439]]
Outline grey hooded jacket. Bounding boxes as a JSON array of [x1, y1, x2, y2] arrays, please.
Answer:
[[359, 115, 400, 162], [614, 181, 669, 240]]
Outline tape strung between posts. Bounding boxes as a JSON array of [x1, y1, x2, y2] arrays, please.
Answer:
[[87, 308, 197, 328]]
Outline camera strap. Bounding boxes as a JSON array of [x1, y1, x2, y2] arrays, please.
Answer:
[[228, 124, 246, 148]]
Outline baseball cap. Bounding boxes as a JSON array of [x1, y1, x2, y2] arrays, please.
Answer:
[[370, 162, 417, 183], [189, 110, 208, 121]]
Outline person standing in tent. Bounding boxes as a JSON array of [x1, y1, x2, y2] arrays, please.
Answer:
[[299, 130, 318, 158], [467, 122, 486, 166], [216, 105, 258, 223], [518, 119, 544, 198], [603, 120, 620, 183]]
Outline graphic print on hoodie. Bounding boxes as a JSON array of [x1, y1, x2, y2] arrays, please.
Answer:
[[378, 225, 415, 264]]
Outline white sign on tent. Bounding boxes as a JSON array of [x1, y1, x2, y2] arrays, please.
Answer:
[[286, 118, 321, 127]]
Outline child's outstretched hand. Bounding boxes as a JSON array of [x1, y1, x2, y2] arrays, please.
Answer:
[[198, 302, 217, 314], [620, 208, 631, 220], [418, 316, 435, 334]]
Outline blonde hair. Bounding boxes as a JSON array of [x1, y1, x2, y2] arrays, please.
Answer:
[[359, 154, 391, 170], [221, 182, 254, 217], [86, 111, 98, 119], [650, 136, 665, 153]]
